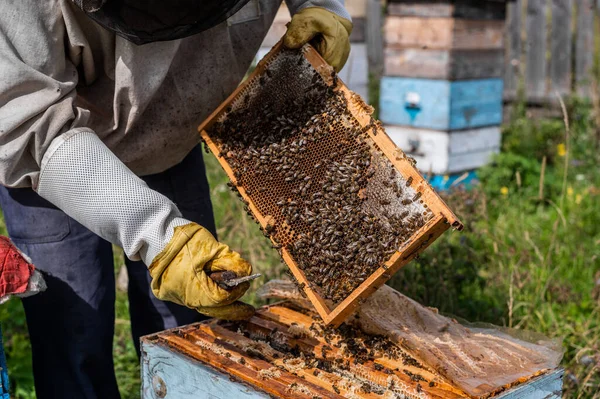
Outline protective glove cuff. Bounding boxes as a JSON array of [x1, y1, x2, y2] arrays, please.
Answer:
[[148, 222, 203, 278]]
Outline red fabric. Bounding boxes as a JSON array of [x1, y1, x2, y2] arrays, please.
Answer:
[[0, 236, 34, 297]]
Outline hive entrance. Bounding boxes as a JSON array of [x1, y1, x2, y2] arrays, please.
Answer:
[[199, 43, 462, 326]]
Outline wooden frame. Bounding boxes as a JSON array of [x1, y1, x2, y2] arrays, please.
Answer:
[[198, 42, 463, 327], [141, 304, 564, 399], [142, 304, 467, 398]]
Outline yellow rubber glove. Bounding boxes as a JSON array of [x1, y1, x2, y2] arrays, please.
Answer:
[[284, 7, 353, 72], [148, 223, 255, 320]]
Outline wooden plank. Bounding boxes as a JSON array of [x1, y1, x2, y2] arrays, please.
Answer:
[[504, 0, 522, 100], [449, 78, 504, 129], [385, 48, 450, 78], [193, 325, 386, 399], [384, 48, 504, 79], [384, 17, 505, 50], [141, 342, 270, 399], [525, 0, 548, 102], [549, 0, 573, 96], [198, 42, 462, 327], [248, 308, 467, 398], [160, 332, 339, 398], [387, 0, 507, 20], [450, 50, 505, 79], [575, 0, 595, 97], [140, 306, 564, 399], [452, 19, 505, 49], [366, 0, 384, 76], [379, 77, 503, 130]]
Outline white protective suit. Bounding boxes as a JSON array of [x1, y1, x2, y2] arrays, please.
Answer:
[[0, 0, 350, 266]]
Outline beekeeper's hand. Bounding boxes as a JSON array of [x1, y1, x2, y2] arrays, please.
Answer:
[[284, 7, 353, 72], [148, 223, 255, 319], [37, 131, 254, 320]]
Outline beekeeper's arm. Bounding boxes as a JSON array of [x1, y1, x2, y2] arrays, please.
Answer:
[[0, 4, 253, 320], [284, 0, 353, 72]]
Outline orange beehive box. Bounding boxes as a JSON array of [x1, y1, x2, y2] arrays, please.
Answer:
[[198, 42, 463, 326]]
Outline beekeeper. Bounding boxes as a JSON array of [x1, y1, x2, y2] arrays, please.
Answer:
[[0, 0, 352, 397]]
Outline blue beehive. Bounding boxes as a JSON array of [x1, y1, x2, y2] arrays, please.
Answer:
[[379, 77, 503, 130]]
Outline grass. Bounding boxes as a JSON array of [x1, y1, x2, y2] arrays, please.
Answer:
[[1, 98, 599, 398]]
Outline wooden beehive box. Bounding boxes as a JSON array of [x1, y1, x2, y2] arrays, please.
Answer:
[[198, 42, 462, 327], [384, 1, 506, 80], [141, 303, 564, 399]]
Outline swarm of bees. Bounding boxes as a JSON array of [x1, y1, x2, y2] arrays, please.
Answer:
[[207, 48, 433, 304]]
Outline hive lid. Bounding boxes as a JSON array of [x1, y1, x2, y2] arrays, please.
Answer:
[[198, 41, 463, 326]]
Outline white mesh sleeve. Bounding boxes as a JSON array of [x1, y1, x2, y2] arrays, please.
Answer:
[[37, 130, 189, 266], [286, 0, 351, 20]]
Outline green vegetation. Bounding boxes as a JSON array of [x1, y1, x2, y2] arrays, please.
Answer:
[[1, 98, 598, 398], [390, 98, 600, 398]]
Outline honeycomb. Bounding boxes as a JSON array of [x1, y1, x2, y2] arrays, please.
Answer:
[[204, 47, 434, 304]]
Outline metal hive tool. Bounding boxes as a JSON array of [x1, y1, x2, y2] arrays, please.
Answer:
[[198, 42, 463, 327]]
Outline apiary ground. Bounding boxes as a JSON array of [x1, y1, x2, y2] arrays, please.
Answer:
[[205, 48, 434, 304]]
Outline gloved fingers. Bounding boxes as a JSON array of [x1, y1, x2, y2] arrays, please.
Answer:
[[206, 250, 253, 277], [283, 8, 353, 72], [316, 30, 351, 72], [195, 271, 251, 306], [283, 15, 319, 49], [196, 301, 256, 320]]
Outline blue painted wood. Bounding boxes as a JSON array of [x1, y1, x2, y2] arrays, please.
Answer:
[[0, 325, 9, 399], [141, 338, 564, 399], [141, 341, 269, 399], [379, 77, 504, 130], [428, 170, 479, 191], [496, 369, 564, 399]]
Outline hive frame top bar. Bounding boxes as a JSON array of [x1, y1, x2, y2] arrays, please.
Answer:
[[198, 41, 463, 326]]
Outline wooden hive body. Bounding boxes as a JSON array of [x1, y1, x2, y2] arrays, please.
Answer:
[[141, 303, 564, 399], [198, 42, 462, 327]]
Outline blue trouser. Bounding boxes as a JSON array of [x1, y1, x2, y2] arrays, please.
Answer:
[[0, 146, 215, 399], [0, 325, 8, 399]]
